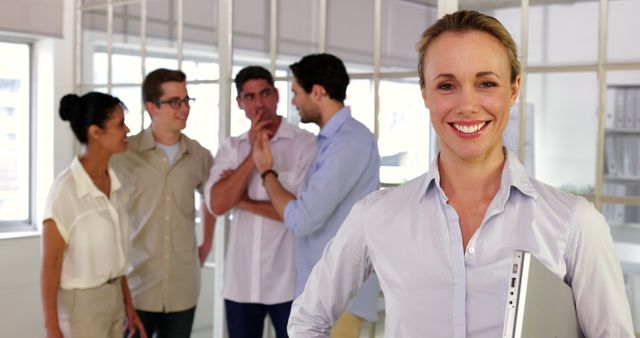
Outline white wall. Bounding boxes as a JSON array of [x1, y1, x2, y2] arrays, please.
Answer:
[[0, 0, 74, 334]]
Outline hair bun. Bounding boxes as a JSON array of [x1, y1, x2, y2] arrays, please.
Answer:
[[59, 94, 82, 121]]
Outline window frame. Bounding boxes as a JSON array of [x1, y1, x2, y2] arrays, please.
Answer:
[[0, 39, 35, 233]]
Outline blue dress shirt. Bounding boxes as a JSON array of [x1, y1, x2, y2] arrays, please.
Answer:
[[284, 106, 380, 321]]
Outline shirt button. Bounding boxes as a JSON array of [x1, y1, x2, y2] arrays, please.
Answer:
[[165, 216, 169, 220], [468, 247, 476, 254]]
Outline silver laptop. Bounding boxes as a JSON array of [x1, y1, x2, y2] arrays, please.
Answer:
[[502, 250, 584, 338]]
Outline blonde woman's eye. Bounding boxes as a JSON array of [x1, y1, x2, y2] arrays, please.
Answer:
[[480, 81, 497, 88], [438, 83, 453, 90]]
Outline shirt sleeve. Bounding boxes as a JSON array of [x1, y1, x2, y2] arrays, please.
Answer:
[[43, 179, 72, 243], [196, 146, 215, 197], [564, 198, 635, 337], [292, 133, 316, 195], [203, 139, 238, 214], [288, 198, 374, 337], [284, 138, 375, 237]]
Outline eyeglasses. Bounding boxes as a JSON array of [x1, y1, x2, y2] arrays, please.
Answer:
[[156, 96, 196, 109]]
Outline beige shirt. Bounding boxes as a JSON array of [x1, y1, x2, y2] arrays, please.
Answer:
[[43, 156, 128, 289], [111, 127, 213, 312]]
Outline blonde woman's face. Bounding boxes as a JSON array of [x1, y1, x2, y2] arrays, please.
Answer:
[[421, 30, 520, 163]]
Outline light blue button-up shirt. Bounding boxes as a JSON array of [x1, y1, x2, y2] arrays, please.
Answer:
[[284, 106, 380, 321], [289, 151, 634, 337]]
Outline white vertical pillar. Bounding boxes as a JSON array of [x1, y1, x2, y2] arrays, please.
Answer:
[[594, 0, 608, 210], [140, 0, 147, 130], [373, 0, 381, 139], [214, 0, 233, 337], [269, 0, 278, 76], [176, 0, 184, 69], [319, 0, 327, 52], [106, 0, 113, 94], [518, 0, 530, 164]]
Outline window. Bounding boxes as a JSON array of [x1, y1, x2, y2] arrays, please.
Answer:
[[0, 42, 31, 229]]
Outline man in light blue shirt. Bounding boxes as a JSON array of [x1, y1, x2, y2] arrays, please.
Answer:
[[252, 53, 380, 337]]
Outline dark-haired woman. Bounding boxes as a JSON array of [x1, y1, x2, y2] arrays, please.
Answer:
[[40, 92, 146, 338]]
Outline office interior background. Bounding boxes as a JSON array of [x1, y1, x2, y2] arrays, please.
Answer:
[[1, 0, 640, 336]]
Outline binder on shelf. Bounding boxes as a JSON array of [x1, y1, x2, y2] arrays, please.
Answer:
[[605, 88, 616, 129], [602, 183, 626, 225], [625, 88, 635, 130], [634, 88, 640, 130], [603, 85, 640, 226], [614, 88, 626, 129]]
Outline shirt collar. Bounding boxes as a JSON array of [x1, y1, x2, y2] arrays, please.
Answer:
[[318, 106, 350, 140], [71, 156, 122, 198], [139, 126, 188, 155], [422, 149, 538, 201]]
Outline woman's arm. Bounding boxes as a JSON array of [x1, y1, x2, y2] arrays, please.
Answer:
[[40, 219, 65, 338]]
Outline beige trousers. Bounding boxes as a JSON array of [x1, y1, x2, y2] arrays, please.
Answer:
[[330, 311, 364, 338], [57, 278, 125, 338]]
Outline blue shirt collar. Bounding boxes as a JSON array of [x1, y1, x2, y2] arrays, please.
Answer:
[[318, 106, 350, 140]]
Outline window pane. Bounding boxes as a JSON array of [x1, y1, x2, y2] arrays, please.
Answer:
[[608, 0, 640, 63], [528, 72, 598, 193], [0, 42, 30, 223], [146, 56, 178, 74], [111, 86, 144, 135], [184, 83, 220, 153], [378, 78, 430, 184], [275, 79, 290, 120], [346, 79, 374, 132], [528, 1, 599, 66]]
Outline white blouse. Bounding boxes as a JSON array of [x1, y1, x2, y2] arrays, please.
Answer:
[[43, 156, 128, 289]]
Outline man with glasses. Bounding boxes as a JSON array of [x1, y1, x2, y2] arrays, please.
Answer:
[[112, 68, 215, 338], [204, 66, 315, 338]]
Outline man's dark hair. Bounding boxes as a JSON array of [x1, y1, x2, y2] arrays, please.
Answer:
[[289, 53, 349, 102], [142, 68, 187, 104], [234, 66, 275, 95]]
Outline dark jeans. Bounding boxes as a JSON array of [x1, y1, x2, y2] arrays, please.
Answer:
[[126, 307, 196, 338], [225, 299, 292, 338]]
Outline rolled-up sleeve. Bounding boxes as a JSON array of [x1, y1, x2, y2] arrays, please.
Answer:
[[288, 198, 373, 337], [283, 140, 373, 237], [203, 139, 238, 215]]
